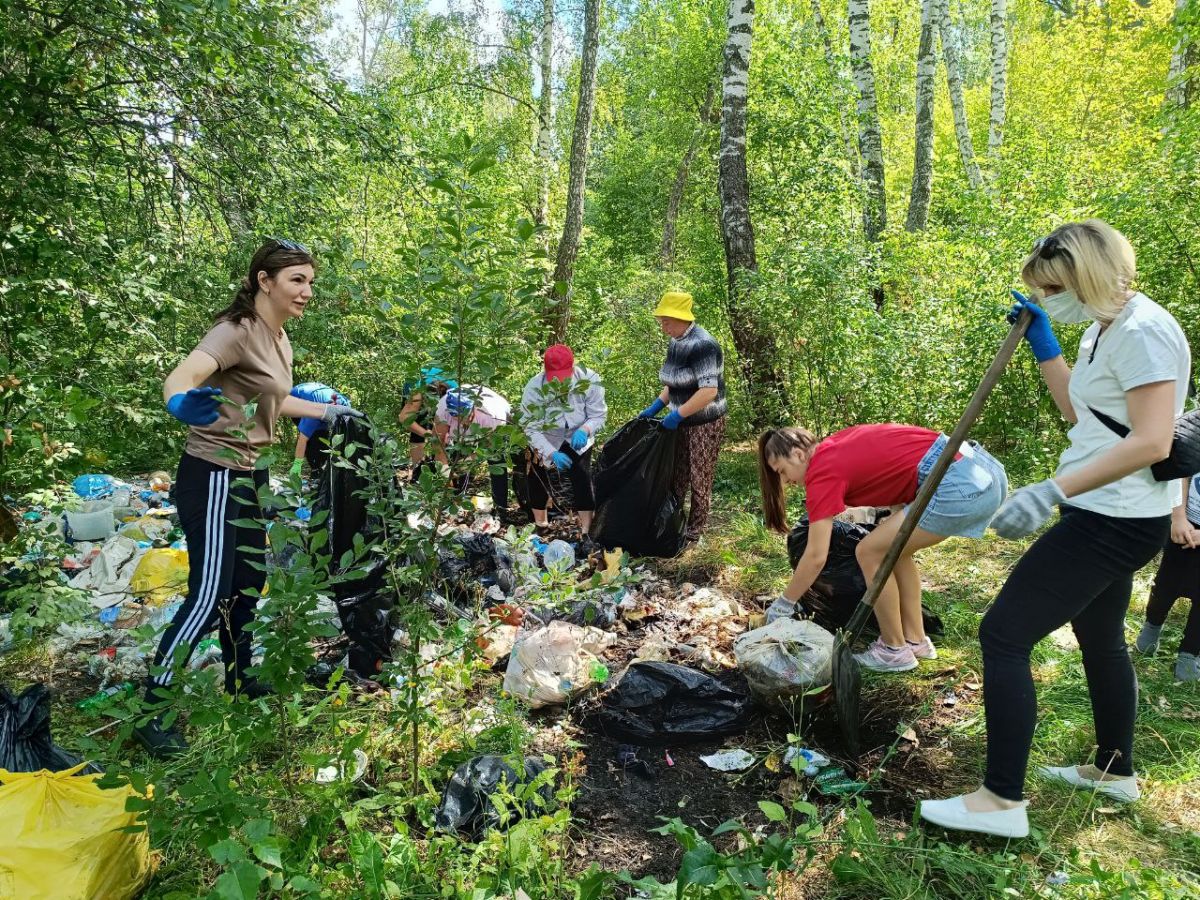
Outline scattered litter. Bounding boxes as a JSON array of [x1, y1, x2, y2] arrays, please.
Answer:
[[1046, 872, 1069, 887], [733, 618, 835, 704], [65, 501, 116, 542], [616, 744, 655, 779], [68, 535, 145, 608], [77, 683, 136, 713], [664, 750, 674, 767], [477, 623, 519, 664], [596, 661, 753, 744], [897, 726, 920, 751], [783, 747, 831, 771], [812, 766, 865, 796], [543, 539, 576, 572], [699, 748, 756, 772], [435, 755, 554, 838], [502, 621, 614, 708], [314, 748, 369, 784], [72, 474, 115, 500], [129, 548, 188, 604]]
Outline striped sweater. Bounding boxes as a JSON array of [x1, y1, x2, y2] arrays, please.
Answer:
[[659, 324, 727, 425]]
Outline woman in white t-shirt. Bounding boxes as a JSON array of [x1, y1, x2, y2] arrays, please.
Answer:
[[922, 220, 1191, 839]]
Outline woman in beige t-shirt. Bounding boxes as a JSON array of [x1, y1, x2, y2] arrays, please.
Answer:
[[134, 238, 361, 758]]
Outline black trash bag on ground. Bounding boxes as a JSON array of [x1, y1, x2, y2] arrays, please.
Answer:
[[312, 416, 398, 678], [595, 661, 752, 744], [787, 518, 943, 637], [590, 419, 685, 558], [436, 533, 517, 605], [435, 755, 554, 838], [1, 683, 100, 774]]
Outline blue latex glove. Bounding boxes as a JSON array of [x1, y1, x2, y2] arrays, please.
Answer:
[[1009, 290, 1062, 363], [551, 451, 573, 471], [638, 398, 666, 419], [166, 387, 222, 426], [990, 479, 1066, 538], [661, 410, 684, 430], [570, 428, 589, 451]]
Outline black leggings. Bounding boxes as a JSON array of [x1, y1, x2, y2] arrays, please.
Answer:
[[1146, 534, 1200, 655], [148, 453, 267, 697], [527, 445, 595, 511], [979, 504, 1169, 800]]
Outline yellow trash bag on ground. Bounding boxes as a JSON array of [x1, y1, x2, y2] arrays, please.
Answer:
[[130, 548, 188, 604], [0, 764, 153, 899]]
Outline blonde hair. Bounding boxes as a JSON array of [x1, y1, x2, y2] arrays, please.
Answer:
[[757, 427, 820, 533], [1020, 219, 1136, 323]]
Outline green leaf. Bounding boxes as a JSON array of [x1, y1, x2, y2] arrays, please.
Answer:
[[467, 154, 496, 174], [250, 836, 282, 869], [758, 800, 788, 822], [207, 838, 246, 864], [213, 860, 267, 900], [677, 843, 721, 897]]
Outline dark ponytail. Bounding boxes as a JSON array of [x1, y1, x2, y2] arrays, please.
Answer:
[[214, 238, 316, 324]]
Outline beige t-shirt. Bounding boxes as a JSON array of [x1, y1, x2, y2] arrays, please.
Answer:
[[185, 316, 294, 470]]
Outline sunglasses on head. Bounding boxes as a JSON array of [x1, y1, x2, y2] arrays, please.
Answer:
[[1032, 235, 1069, 260], [269, 237, 310, 254]]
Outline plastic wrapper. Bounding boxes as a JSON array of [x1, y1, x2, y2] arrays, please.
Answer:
[[733, 619, 835, 702]]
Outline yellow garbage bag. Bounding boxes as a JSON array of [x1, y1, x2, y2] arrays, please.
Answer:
[[130, 548, 189, 605], [0, 764, 153, 900]]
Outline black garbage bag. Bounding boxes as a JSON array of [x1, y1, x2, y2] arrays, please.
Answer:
[[590, 419, 685, 558], [435, 755, 554, 838], [436, 533, 517, 606], [1, 683, 100, 774], [595, 662, 753, 744], [312, 416, 398, 678], [787, 518, 943, 637]]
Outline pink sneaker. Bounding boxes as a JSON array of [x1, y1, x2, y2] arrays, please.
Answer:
[[907, 637, 938, 660], [853, 638, 918, 672]]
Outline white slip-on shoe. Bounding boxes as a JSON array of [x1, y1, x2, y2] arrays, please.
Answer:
[[1037, 766, 1140, 802], [919, 795, 1029, 839]]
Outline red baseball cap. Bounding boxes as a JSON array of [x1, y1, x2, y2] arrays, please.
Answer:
[[543, 344, 575, 381]]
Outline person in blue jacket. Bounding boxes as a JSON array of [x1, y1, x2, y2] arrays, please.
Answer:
[[290, 382, 351, 479]]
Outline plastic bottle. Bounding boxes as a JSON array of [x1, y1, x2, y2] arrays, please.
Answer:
[[543, 540, 575, 572]]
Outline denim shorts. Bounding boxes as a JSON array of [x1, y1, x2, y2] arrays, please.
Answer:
[[907, 434, 1008, 538]]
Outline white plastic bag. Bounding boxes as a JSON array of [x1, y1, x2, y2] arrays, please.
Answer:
[[502, 620, 614, 708], [733, 619, 835, 702]]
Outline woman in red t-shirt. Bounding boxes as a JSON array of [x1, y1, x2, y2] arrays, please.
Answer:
[[758, 424, 1008, 672]]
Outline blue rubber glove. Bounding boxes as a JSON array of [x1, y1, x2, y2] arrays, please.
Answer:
[[638, 398, 666, 419], [1009, 290, 1062, 363], [570, 428, 589, 451], [990, 479, 1066, 538], [661, 410, 684, 430], [551, 451, 573, 471], [166, 387, 222, 426]]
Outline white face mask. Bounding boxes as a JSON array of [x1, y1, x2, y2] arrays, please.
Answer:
[[1041, 288, 1093, 324]]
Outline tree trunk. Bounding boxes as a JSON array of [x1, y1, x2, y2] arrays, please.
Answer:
[[661, 78, 717, 269], [809, 0, 859, 179], [848, 0, 887, 244], [718, 0, 789, 427], [938, 0, 983, 188], [1167, 0, 1195, 110], [988, 0, 1008, 154], [534, 0, 554, 239], [545, 0, 601, 342], [905, 0, 937, 231]]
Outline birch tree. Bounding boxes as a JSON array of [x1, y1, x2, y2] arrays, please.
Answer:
[[661, 78, 717, 269], [809, 0, 859, 179], [545, 0, 601, 341], [718, 0, 789, 426], [848, 0, 887, 243], [905, 0, 938, 231], [1166, 0, 1195, 110], [988, 0, 1008, 153], [938, 0, 983, 188], [534, 0, 554, 238]]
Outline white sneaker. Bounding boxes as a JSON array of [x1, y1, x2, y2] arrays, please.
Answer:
[[907, 636, 938, 660], [1037, 765, 1140, 802], [853, 638, 918, 672], [919, 794, 1029, 838]]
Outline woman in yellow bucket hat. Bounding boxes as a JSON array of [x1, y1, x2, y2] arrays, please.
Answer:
[[638, 290, 728, 539]]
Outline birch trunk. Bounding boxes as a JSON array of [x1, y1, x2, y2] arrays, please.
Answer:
[[938, 0, 983, 188], [848, 0, 887, 243], [545, 0, 600, 342], [718, 0, 790, 426], [809, 0, 859, 179], [1167, 0, 1195, 110], [661, 79, 717, 269], [535, 0, 554, 238], [988, 0, 1008, 153], [905, 0, 937, 231]]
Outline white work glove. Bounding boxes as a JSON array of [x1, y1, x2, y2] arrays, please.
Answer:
[[322, 404, 364, 426], [990, 479, 1066, 538], [765, 596, 797, 624]]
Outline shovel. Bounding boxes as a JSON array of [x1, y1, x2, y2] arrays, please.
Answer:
[[833, 306, 1032, 756]]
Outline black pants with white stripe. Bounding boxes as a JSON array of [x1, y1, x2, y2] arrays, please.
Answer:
[[146, 453, 267, 697]]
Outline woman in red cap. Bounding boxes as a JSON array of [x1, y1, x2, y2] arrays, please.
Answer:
[[520, 344, 607, 532]]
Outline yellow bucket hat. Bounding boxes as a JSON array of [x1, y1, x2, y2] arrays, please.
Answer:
[[653, 290, 695, 321]]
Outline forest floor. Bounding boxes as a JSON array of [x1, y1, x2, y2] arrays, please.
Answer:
[[2, 445, 1199, 898]]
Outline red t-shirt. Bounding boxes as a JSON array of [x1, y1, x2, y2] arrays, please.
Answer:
[[804, 424, 942, 521]]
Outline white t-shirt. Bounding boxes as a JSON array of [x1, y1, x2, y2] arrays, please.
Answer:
[[1057, 293, 1191, 518], [435, 385, 511, 440]]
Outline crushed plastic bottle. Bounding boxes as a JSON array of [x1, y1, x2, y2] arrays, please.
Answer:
[[543, 540, 575, 572]]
